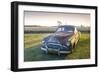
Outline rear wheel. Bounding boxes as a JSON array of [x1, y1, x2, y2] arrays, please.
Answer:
[[75, 38, 79, 48], [73, 43, 76, 48], [70, 43, 75, 53], [77, 38, 80, 43]]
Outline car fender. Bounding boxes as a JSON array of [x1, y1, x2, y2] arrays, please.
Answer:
[[68, 34, 76, 48]]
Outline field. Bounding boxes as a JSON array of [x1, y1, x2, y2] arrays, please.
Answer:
[[24, 32, 90, 61]]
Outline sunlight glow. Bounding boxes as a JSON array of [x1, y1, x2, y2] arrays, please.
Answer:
[[24, 11, 90, 27]]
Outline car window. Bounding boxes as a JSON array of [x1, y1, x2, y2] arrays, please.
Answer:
[[56, 26, 74, 32], [56, 27, 64, 32]]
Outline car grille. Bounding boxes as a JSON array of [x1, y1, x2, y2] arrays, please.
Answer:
[[47, 43, 61, 49]]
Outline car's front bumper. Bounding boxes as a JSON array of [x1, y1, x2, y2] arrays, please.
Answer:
[[41, 43, 71, 54], [41, 47, 71, 53]]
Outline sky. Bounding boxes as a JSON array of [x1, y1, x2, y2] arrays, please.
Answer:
[[24, 11, 90, 27]]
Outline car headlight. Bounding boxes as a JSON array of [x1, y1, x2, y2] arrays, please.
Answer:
[[42, 40, 45, 43], [66, 41, 70, 46]]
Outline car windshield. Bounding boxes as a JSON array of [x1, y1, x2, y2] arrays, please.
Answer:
[[56, 26, 74, 33]]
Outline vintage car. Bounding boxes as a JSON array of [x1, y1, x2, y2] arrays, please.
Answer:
[[41, 25, 81, 55]]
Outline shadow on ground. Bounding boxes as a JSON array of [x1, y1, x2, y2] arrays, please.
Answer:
[[24, 45, 68, 62]]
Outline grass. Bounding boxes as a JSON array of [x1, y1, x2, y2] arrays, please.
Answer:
[[24, 33, 49, 48], [24, 32, 90, 61], [67, 33, 90, 59]]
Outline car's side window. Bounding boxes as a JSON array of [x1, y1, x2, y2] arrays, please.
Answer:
[[62, 27, 64, 31], [57, 28, 62, 32]]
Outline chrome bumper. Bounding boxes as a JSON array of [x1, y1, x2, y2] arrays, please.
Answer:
[[41, 47, 71, 54]]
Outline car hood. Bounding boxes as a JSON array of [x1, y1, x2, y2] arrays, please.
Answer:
[[47, 32, 73, 44]]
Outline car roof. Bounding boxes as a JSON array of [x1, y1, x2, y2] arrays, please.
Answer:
[[58, 25, 75, 28]]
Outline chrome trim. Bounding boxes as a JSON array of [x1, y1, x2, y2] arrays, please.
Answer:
[[41, 47, 71, 54], [47, 43, 62, 46], [41, 47, 47, 51], [46, 42, 68, 48], [59, 51, 71, 53]]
